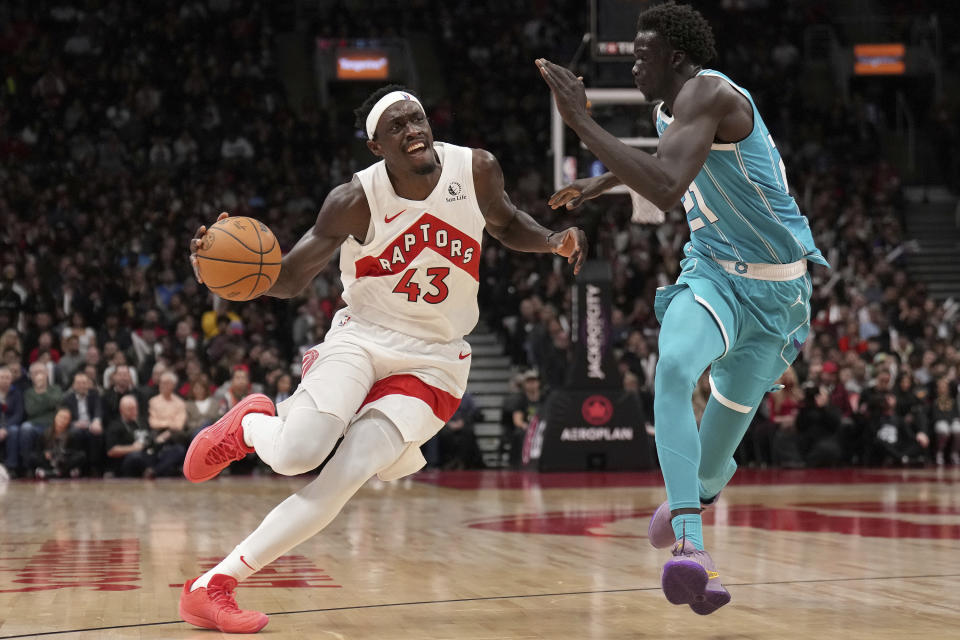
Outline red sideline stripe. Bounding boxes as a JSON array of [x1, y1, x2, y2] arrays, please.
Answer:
[[359, 374, 461, 422]]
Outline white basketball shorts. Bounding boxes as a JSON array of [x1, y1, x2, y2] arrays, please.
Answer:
[[280, 308, 471, 480]]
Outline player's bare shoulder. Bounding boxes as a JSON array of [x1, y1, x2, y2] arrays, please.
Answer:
[[675, 75, 750, 123], [470, 148, 505, 212], [674, 75, 752, 141], [470, 147, 498, 173], [316, 176, 372, 240], [674, 75, 734, 116]]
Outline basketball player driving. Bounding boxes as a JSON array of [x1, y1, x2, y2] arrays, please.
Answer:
[[179, 85, 587, 633]]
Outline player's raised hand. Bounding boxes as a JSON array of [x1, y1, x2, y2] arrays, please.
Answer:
[[536, 58, 589, 125], [189, 211, 229, 283], [550, 227, 589, 275], [549, 176, 609, 211]]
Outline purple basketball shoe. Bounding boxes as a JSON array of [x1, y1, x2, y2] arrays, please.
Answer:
[[660, 538, 731, 615]]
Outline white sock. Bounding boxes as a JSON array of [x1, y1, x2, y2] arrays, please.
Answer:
[[241, 412, 281, 449], [191, 546, 260, 591]]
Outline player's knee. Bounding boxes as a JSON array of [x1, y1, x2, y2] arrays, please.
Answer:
[[271, 408, 343, 476], [271, 446, 327, 476], [336, 412, 405, 481], [654, 350, 700, 395]]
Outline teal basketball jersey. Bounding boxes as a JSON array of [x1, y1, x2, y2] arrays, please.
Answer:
[[655, 69, 827, 267]]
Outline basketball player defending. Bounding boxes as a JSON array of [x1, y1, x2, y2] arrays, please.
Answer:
[[538, 1, 826, 614], [178, 85, 586, 633]]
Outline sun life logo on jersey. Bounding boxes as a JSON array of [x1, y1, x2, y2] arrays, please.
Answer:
[[446, 181, 466, 202]]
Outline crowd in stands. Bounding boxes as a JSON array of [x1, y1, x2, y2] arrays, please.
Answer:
[[0, 1, 957, 478]]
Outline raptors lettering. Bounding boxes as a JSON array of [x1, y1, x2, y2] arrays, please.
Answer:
[[354, 213, 480, 281]]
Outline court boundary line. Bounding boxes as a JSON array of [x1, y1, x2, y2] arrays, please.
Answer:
[[2, 572, 958, 638]]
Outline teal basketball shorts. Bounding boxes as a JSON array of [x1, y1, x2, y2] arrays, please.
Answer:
[[654, 251, 813, 413]]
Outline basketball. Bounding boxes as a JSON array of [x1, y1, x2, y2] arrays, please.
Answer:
[[195, 216, 282, 301]]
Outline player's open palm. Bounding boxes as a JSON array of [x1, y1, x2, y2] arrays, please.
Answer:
[[549, 177, 608, 211], [536, 58, 588, 124], [551, 227, 588, 274], [189, 212, 229, 283]]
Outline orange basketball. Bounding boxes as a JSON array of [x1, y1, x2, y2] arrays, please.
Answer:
[[195, 216, 282, 301]]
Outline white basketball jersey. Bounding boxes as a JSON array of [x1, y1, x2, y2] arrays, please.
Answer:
[[340, 142, 485, 343]]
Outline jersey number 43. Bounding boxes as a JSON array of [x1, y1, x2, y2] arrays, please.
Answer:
[[392, 267, 450, 304]]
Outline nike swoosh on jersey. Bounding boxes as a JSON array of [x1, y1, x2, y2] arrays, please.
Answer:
[[458, 351, 471, 360], [384, 209, 406, 223]]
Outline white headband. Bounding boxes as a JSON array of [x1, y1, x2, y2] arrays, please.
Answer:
[[365, 91, 424, 139]]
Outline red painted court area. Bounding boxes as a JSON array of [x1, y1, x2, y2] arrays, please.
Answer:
[[415, 467, 959, 490], [464, 501, 960, 540], [415, 469, 960, 541]]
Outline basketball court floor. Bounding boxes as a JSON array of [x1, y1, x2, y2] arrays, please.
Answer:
[[1, 468, 957, 639]]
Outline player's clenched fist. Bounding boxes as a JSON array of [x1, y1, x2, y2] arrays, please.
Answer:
[[549, 227, 589, 275]]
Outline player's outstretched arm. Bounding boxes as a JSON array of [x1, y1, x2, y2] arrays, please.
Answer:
[[474, 149, 587, 275], [537, 58, 729, 211], [267, 179, 371, 299]]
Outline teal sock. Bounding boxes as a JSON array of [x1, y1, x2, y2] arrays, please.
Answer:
[[671, 514, 704, 550]]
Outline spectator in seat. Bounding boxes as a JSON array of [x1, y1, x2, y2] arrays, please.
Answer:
[[539, 324, 571, 392], [0, 367, 25, 476], [821, 360, 854, 420], [21, 361, 64, 474], [868, 392, 929, 466], [0, 330, 22, 361], [217, 365, 259, 413], [145, 371, 189, 477], [186, 378, 222, 437], [61, 311, 96, 353], [105, 394, 151, 477], [178, 358, 210, 398], [84, 344, 106, 387], [139, 361, 168, 402], [5, 356, 27, 392], [931, 377, 960, 466], [767, 367, 804, 467], [62, 371, 105, 475], [149, 371, 187, 432], [102, 365, 147, 426], [271, 372, 294, 405], [27, 331, 61, 366], [895, 373, 930, 461], [437, 406, 486, 470], [102, 349, 139, 390], [97, 308, 133, 354], [31, 407, 87, 479], [505, 370, 542, 468], [57, 335, 84, 387], [795, 385, 844, 467]]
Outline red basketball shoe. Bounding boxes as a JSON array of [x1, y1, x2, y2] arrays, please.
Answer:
[[183, 393, 275, 482], [179, 574, 268, 633]]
